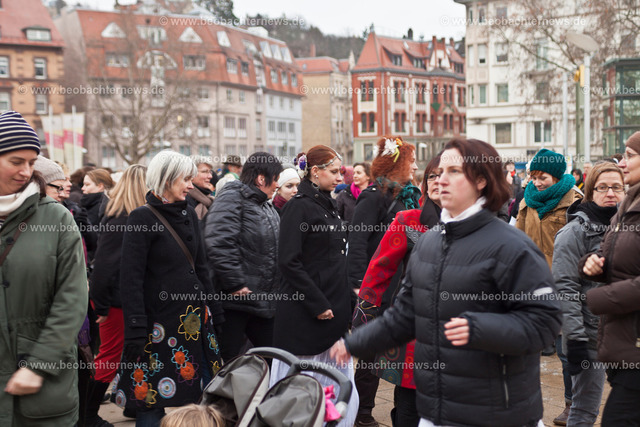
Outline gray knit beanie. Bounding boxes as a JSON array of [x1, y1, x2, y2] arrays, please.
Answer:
[[34, 155, 65, 184]]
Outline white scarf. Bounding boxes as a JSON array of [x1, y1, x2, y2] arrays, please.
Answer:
[[0, 182, 40, 218], [441, 196, 487, 224]]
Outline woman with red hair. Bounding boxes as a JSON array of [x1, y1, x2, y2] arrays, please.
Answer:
[[347, 136, 419, 426]]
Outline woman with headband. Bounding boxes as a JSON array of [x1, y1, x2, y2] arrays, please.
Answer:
[[271, 145, 359, 426]]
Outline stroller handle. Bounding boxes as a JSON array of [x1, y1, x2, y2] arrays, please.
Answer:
[[246, 347, 301, 367]]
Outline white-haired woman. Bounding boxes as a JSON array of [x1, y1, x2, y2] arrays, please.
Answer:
[[112, 150, 223, 426]]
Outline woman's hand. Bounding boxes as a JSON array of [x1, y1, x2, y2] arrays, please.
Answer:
[[317, 309, 334, 320], [583, 254, 605, 277], [444, 317, 470, 346], [231, 287, 252, 296], [5, 367, 43, 395], [96, 315, 108, 324], [329, 339, 351, 365]]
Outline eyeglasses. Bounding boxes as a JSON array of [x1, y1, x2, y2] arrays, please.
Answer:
[[198, 169, 213, 176], [623, 151, 639, 161], [47, 183, 65, 193], [427, 173, 440, 181], [594, 184, 625, 193]]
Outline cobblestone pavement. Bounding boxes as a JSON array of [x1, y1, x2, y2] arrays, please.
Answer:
[[101, 354, 610, 426]]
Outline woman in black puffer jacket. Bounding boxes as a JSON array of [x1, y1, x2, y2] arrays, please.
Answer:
[[332, 138, 562, 427], [204, 152, 283, 361]]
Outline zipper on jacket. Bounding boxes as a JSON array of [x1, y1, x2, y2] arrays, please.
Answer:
[[500, 354, 509, 409], [434, 228, 450, 424]]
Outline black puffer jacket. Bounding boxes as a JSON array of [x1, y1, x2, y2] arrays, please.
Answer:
[[336, 185, 357, 224], [345, 209, 562, 427], [204, 180, 280, 317]]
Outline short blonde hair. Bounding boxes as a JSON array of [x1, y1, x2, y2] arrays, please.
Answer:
[[190, 154, 214, 169], [160, 404, 224, 427], [146, 150, 197, 196]]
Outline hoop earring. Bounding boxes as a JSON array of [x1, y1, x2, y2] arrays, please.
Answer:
[[312, 181, 320, 190]]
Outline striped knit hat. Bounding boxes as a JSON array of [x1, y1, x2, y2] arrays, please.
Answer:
[[0, 111, 41, 155]]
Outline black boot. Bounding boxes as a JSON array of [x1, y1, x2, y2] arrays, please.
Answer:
[[84, 379, 114, 427]]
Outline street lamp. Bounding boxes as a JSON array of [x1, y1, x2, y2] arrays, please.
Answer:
[[566, 32, 599, 164]]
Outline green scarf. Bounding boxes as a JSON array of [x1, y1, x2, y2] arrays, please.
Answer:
[[524, 174, 575, 219], [376, 177, 421, 210]]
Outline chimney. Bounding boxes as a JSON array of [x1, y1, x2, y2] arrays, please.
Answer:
[[407, 28, 414, 40], [310, 44, 316, 57]]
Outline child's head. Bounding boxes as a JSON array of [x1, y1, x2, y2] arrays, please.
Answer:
[[160, 404, 224, 427]]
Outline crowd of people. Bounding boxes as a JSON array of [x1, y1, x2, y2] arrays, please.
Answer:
[[1, 108, 639, 427]]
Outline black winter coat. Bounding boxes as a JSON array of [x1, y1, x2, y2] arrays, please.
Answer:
[[80, 192, 108, 228], [115, 192, 223, 410], [345, 209, 562, 427], [336, 185, 357, 224], [348, 183, 416, 289], [204, 180, 280, 318], [63, 198, 97, 258], [89, 213, 127, 316], [273, 180, 351, 355]]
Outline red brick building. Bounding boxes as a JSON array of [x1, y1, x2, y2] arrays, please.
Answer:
[[352, 32, 465, 164]]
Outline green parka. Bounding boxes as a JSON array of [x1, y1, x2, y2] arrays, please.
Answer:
[[0, 193, 87, 426]]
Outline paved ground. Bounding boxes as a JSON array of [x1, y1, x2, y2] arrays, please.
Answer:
[[101, 354, 610, 426]]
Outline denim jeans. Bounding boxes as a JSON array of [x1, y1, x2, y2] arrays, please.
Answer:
[[136, 407, 165, 427], [568, 349, 605, 427], [556, 335, 573, 403]]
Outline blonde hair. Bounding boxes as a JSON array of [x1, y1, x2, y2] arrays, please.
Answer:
[[160, 404, 224, 427], [105, 164, 147, 217]]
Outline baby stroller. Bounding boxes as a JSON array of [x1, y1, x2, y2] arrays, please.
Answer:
[[200, 347, 352, 427]]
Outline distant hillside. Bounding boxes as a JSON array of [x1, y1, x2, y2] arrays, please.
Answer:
[[244, 13, 365, 60]]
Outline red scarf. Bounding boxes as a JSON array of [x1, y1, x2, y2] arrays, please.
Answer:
[[351, 182, 362, 199]]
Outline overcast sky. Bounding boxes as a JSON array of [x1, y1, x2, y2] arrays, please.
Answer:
[[81, 0, 467, 40]]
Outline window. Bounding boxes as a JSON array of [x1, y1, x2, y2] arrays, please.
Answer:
[[496, 84, 509, 103], [536, 82, 549, 101], [199, 145, 209, 156], [360, 80, 374, 102], [467, 45, 474, 67], [288, 122, 295, 138], [106, 53, 129, 67], [364, 143, 374, 161], [449, 115, 454, 130], [535, 40, 549, 70], [101, 146, 116, 169], [291, 73, 298, 87], [179, 145, 191, 156], [277, 121, 286, 136], [226, 58, 237, 74], [622, 34, 636, 50], [241, 62, 249, 75], [100, 115, 114, 138], [271, 69, 278, 83], [289, 98, 294, 110], [478, 44, 487, 65], [239, 91, 245, 103], [256, 119, 262, 139], [121, 115, 133, 137], [469, 85, 475, 105], [238, 118, 247, 138], [138, 26, 166, 44], [496, 6, 508, 19], [0, 92, 11, 110], [478, 5, 486, 23], [35, 94, 47, 114], [238, 144, 248, 156], [391, 54, 402, 66], [281, 71, 288, 85], [121, 85, 132, 98], [443, 114, 448, 131], [269, 96, 274, 107], [449, 85, 453, 103], [413, 58, 425, 69], [496, 42, 508, 63], [268, 120, 276, 138], [34, 58, 47, 79], [479, 85, 487, 104], [178, 87, 191, 99], [224, 116, 236, 138], [177, 119, 191, 137], [184, 55, 205, 70], [394, 112, 406, 132], [226, 89, 233, 102], [197, 116, 210, 137], [225, 144, 237, 155], [26, 28, 51, 41], [197, 87, 208, 99], [433, 83, 439, 103], [279, 97, 284, 109], [0, 57, 8, 77], [217, 31, 230, 47], [369, 113, 375, 132], [534, 121, 552, 143], [495, 123, 512, 144]]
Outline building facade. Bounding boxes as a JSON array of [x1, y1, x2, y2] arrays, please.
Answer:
[[0, 0, 65, 148], [351, 32, 466, 165], [54, 6, 302, 168], [297, 56, 353, 163]]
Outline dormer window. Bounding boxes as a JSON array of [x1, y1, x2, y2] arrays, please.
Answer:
[[391, 54, 402, 66], [25, 27, 51, 42]]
